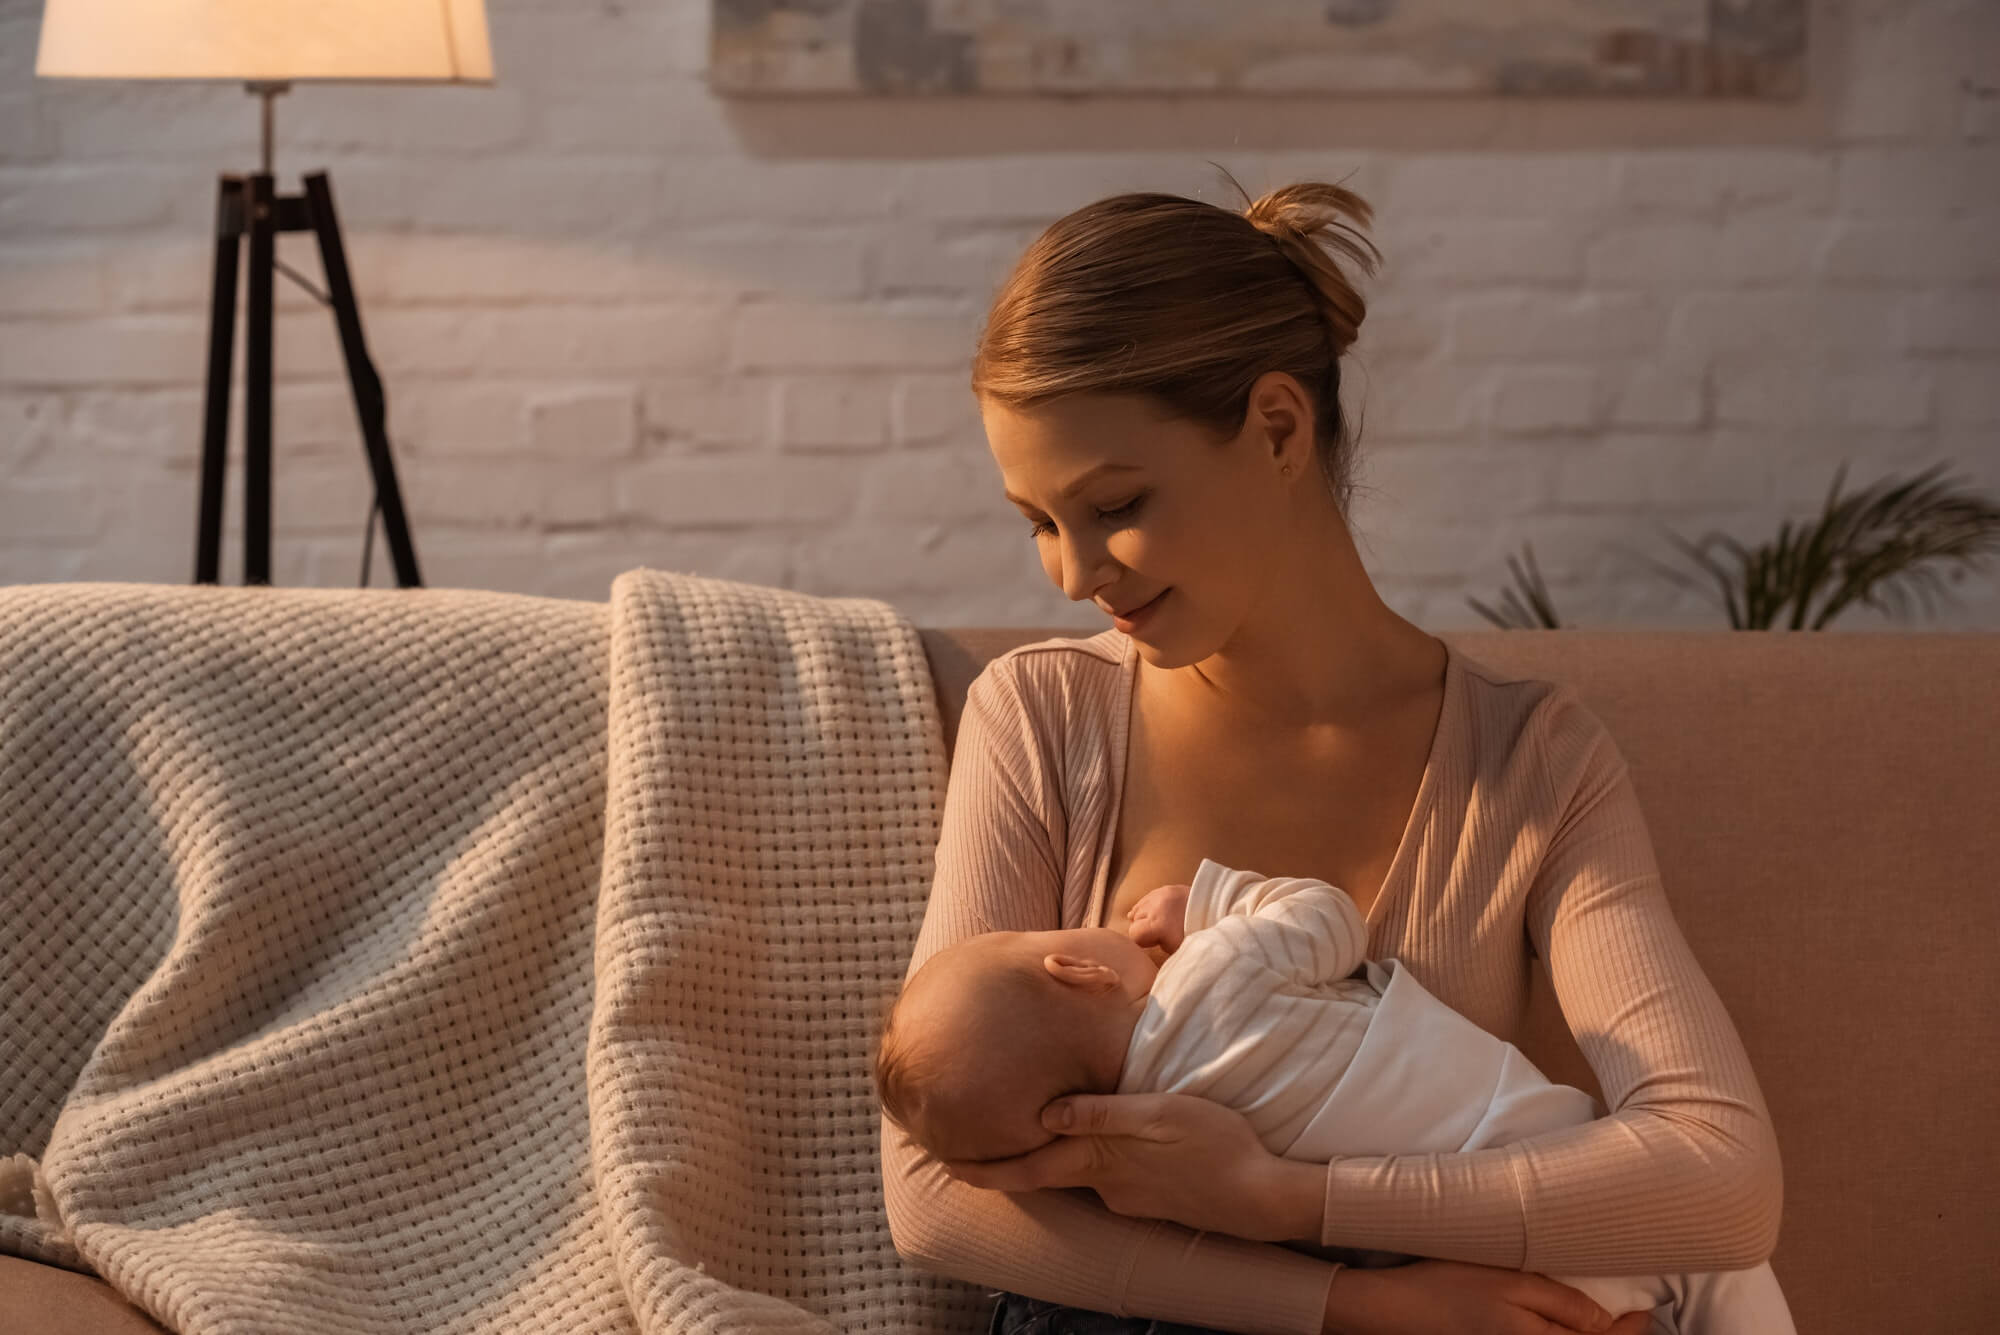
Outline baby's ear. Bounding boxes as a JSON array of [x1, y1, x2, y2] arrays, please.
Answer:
[[1043, 952, 1122, 994]]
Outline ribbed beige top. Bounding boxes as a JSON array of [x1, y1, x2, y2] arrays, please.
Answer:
[[881, 630, 1783, 1335]]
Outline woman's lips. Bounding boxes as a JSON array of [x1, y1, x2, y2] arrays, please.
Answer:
[[1112, 588, 1170, 631]]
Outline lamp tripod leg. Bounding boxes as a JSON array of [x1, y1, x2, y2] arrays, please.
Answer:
[[243, 172, 276, 586], [194, 175, 244, 585], [303, 171, 422, 589]]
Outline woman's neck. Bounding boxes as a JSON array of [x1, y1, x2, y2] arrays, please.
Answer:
[[1181, 508, 1439, 730]]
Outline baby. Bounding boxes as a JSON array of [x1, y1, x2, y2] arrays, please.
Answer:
[[877, 859, 1795, 1335]]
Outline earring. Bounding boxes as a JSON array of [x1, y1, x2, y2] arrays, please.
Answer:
[[1281, 464, 1294, 479]]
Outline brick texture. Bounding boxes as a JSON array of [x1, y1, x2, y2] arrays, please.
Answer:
[[2, 0, 1995, 630]]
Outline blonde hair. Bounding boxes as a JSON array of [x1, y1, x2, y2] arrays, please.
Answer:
[[971, 176, 1383, 515]]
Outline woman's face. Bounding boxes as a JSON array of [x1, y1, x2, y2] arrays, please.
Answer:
[[982, 388, 1298, 668]]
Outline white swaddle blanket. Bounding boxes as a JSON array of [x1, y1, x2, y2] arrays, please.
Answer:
[[1120, 859, 1796, 1335]]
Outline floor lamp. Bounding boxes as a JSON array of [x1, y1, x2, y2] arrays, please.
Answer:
[[35, 0, 495, 587]]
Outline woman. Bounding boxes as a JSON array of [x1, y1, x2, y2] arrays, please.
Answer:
[[879, 181, 1783, 1335]]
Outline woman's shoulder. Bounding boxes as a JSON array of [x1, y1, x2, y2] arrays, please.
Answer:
[[987, 626, 1129, 671], [1445, 640, 1626, 807], [969, 627, 1131, 710], [955, 628, 1132, 778]]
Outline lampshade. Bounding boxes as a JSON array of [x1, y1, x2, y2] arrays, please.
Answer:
[[36, 0, 493, 83]]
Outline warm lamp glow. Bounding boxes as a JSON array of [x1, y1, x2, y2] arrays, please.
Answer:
[[35, 0, 494, 83]]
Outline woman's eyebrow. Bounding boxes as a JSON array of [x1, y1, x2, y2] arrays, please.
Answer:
[[1004, 463, 1144, 507]]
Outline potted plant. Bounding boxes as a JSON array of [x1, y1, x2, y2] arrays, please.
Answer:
[[1469, 462, 2000, 631]]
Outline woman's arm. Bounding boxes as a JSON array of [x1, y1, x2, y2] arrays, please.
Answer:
[[944, 1099, 1643, 1335], [881, 660, 1341, 1335], [1518, 689, 1784, 1268], [1309, 688, 1783, 1272]]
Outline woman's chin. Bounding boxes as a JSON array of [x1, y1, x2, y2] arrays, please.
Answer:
[[1131, 639, 1202, 671], [1127, 621, 1217, 671]]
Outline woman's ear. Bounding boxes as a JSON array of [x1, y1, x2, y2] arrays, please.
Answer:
[[1243, 369, 1315, 476], [1043, 952, 1123, 994]]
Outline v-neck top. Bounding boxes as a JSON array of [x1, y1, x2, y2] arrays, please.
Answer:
[[1085, 630, 1458, 937], [881, 630, 1782, 1335]]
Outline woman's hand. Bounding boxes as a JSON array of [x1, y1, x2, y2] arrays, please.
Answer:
[[1324, 1260, 1656, 1335], [942, 1091, 1318, 1243]]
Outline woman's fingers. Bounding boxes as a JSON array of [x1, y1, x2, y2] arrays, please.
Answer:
[[938, 1094, 1167, 1193], [942, 1135, 1102, 1192], [1040, 1092, 1168, 1136], [1338, 1259, 1662, 1335], [948, 1093, 1301, 1239], [1508, 1274, 1615, 1333]]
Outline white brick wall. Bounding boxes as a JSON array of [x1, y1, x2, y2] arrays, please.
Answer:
[[2, 0, 1996, 631]]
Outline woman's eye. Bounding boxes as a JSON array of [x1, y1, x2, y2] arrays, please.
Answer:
[[1024, 494, 1146, 539], [1097, 495, 1146, 526]]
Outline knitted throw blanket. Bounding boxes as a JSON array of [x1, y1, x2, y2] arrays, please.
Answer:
[[0, 571, 990, 1334]]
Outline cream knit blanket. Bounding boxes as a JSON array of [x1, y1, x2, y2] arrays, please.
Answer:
[[0, 571, 989, 1334]]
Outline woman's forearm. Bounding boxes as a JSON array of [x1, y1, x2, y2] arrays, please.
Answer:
[[1313, 1112, 1781, 1273], [1258, 1153, 1331, 1246], [882, 1116, 1340, 1334]]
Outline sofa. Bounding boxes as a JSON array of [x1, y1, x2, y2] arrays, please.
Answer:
[[3, 582, 1994, 1334]]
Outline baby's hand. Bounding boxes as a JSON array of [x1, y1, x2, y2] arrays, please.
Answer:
[[1127, 883, 1191, 954]]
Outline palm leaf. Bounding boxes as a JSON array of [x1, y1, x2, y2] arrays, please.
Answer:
[[1644, 525, 1749, 628], [1466, 542, 1565, 629], [1657, 461, 2000, 630], [1805, 464, 2000, 628]]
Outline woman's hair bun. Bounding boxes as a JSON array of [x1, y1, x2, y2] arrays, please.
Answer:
[[972, 175, 1387, 517], [1240, 182, 1381, 358]]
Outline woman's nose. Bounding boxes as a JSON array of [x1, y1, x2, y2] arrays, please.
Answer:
[[1058, 533, 1115, 603]]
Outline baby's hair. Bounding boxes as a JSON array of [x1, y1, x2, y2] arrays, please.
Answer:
[[872, 943, 1078, 1151], [872, 998, 922, 1132], [971, 172, 1383, 516]]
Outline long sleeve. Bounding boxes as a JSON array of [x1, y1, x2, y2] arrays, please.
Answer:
[[1312, 687, 1785, 1274], [1183, 860, 1369, 989], [880, 661, 1341, 1335]]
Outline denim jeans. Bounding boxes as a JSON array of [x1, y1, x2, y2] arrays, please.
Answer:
[[985, 1246, 1413, 1334], [987, 1292, 1229, 1335]]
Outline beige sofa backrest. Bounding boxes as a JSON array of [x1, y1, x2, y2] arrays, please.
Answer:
[[920, 628, 2000, 1335]]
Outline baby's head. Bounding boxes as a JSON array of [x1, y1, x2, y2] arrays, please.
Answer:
[[875, 926, 1157, 1163]]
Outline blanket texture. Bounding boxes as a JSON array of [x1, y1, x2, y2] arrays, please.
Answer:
[[0, 571, 989, 1334]]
